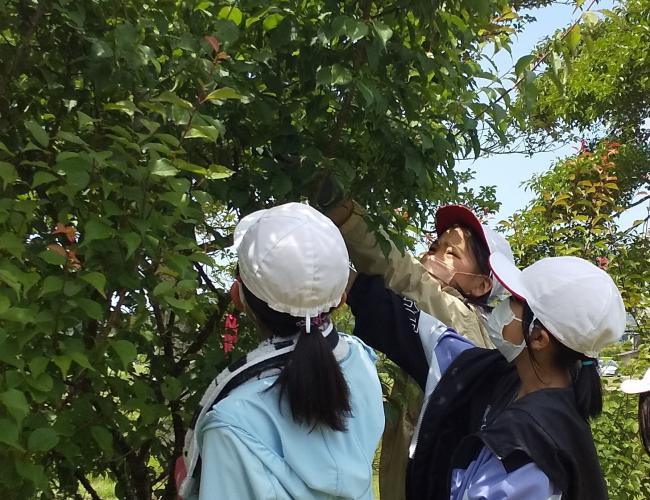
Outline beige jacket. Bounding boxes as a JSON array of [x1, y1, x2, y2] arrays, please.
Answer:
[[340, 202, 493, 349]]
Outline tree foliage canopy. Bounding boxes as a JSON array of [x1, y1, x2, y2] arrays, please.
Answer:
[[506, 3, 650, 490], [0, 0, 528, 497], [528, 0, 650, 144]]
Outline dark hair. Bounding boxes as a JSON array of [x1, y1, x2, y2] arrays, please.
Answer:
[[521, 302, 603, 420], [241, 284, 352, 431], [640, 392, 650, 456]]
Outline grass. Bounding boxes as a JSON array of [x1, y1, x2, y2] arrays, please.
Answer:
[[87, 471, 381, 499], [83, 476, 116, 500]]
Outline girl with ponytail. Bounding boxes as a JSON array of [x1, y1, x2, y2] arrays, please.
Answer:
[[403, 254, 625, 500], [350, 253, 626, 500], [178, 203, 384, 500]]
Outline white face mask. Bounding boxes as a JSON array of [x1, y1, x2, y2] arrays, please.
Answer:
[[486, 300, 526, 362]]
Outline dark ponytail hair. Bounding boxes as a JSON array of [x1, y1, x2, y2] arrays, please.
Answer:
[[241, 284, 352, 431], [640, 392, 650, 456], [521, 302, 603, 420]]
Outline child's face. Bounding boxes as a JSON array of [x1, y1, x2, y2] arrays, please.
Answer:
[[421, 226, 487, 295]]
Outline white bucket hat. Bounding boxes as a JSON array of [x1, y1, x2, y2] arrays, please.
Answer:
[[435, 205, 515, 300], [621, 367, 650, 394], [489, 254, 626, 358], [233, 203, 349, 329]]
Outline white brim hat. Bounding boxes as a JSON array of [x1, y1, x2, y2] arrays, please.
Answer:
[[233, 202, 349, 320], [489, 253, 626, 358], [621, 367, 650, 394]]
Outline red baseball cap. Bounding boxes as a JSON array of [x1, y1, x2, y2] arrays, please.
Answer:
[[435, 205, 488, 249]]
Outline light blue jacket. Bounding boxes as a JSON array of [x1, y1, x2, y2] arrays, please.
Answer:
[[195, 333, 384, 500]]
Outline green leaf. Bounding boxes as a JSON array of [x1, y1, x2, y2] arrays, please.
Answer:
[[356, 80, 375, 105], [372, 21, 393, 47], [217, 6, 242, 26], [32, 170, 58, 188], [0, 307, 35, 324], [173, 158, 207, 175], [77, 111, 95, 129], [77, 298, 104, 320], [28, 357, 49, 378], [161, 376, 183, 401], [263, 13, 284, 31], [38, 249, 67, 266], [53, 355, 72, 378], [39, 276, 64, 297], [25, 120, 49, 147], [185, 125, 221, 141], [154, 91, 193, 110], [64, 280, 84, 297], [581, 11, 599, 26], [205, 164, 234, 179], [28, 427, 59, 452], [153, 280, 174, 297], [333, 16, 368, 43], [514, 54, 535, 77], [104, 100, 139, 117], [204, 87, 242, 102], [566, 24, 581, 53], [214, 19, 240, 43], [0, 417, 23, 450], [16, 459, 47, 489], [56, 154, 91, 190], [111, 340, 137, 370], [0, 140, 13, 156], [57, 130, 87, 145], [0, 161, 17, 188], [123, 232, 141, 259], [151, 158, 179, 177], [0, 269, 22, 297], [83, 218, 115, 244], [80, 272, 106, 297], [0, 294, 9, 314], [331, 64, 352, 85], [0, 388, 29, 423], [91, 426, 113, 453], [0, 233, 24, 258], [69, 350, 94, 370], [317, 64, 352, 86]]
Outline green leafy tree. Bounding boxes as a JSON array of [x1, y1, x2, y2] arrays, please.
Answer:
[[0, 0, 529, 497], [501, 141, 650, 498], [508, 2, 650, 494], [527, 0, 650, 145]]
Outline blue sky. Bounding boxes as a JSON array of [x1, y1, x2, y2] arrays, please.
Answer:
[[461, 0, 647, 231]]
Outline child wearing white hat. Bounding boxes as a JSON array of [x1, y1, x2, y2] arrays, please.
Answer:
[[349, 253, 626, 500], [621, 366, 650, 456], [177, 203, 384, 499]]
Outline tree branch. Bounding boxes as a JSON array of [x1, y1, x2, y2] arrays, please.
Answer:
[[195, 264, 220, 294], [76, 472, 102, 500], [622, 194, 650, 212]]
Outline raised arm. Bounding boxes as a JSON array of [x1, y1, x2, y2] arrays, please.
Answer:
[[330, 200, 486, 345]]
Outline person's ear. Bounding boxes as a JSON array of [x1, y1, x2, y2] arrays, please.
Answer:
[[468, 275, 492, 298], [230, 280, 245, 312], [528, 327, 550, 351]]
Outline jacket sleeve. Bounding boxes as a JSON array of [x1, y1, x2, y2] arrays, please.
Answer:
[[452, 448, 562, 500], [198, 426, 281, 500], [339, 201, 490, 348], [347, 273, 429, 389]]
